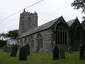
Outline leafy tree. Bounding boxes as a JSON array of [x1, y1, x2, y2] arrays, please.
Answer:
[[71, 0, 85, 13], [0, 33, 8, 40], [7, 29, 18, 39], [0, 29, 18, 39], [71, 0, 85, 27], [81, 17, 85, 27], [0, 40, 6, 48]]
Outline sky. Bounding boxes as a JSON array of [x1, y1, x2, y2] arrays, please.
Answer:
[[0, 0, 84, 33]]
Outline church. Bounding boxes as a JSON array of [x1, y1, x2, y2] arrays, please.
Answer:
[[17, 9, 85, 52]]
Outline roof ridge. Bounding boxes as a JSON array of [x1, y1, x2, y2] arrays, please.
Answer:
[[18, 16, 61, 38], [67, 18, 76, 27]]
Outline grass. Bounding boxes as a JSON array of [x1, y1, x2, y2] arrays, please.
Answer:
[[0, 50, 85, 64]]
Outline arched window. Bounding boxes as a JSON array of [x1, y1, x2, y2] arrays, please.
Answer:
[[19, 38, 23, 46], [56, 23, 67, 44], [75, 26, 80, 40], [24, 37, 27, 44], [29, 36, 34, 48], [37, 33, 43, 48], [18, 39, 21, 46], [22, 38, 25, 46]]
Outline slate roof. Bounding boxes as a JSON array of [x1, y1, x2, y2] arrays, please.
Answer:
[[83, 27, 85, 30], [18, 16, 62, 38], [67, 19, 76, 27]]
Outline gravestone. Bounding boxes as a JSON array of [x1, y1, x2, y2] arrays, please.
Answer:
[[59, 47, 65, 59], [10, 44, 18, 57], [19, 46, 27, 60], [2, 45, 12, 53], [25, 44, 30, 56], [68, 46, 72, 53], [53, 45, 59, 60], [36, 43, 40, 53], [80, 43, 85, 60]]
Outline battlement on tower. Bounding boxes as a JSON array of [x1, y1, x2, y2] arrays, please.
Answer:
[[20, 11, 37, 17]]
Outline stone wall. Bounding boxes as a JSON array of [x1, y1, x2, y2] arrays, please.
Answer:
[[39, 29, 53, 52], [18, 29, 53, 52]]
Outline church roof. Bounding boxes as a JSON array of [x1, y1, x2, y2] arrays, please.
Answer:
[[67, 19, 76, 27], [18, 16, 62, 38], [83, 27, 85, 30]]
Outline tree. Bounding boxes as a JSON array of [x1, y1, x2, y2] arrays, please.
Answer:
[[0, 40, 6, 48], [0, 29, 18, 39], [81, 17, 85, 27], [7, 29, 18, 39], [71, 0, 85, 27], [71, 0, 85, 13], [0, 33, 8, 40], [0, 33, 7, 47]]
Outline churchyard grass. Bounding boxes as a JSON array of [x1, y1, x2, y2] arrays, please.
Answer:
[[0, 50, 85, 64]]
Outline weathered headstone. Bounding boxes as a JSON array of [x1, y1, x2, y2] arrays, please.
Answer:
[[3, 45, 12, 53], [80, 43, 85, 60], [59, 47, 65, 59], [68, 46, 72, 53], [25, 44, 30, 56], [19, 46, 27, 60], [53, 45, 59, 60], [10, 44, 18, 57], [36, 44, 40, 53]]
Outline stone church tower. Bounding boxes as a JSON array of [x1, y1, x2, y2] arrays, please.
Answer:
[[19, 9, 38, 35]]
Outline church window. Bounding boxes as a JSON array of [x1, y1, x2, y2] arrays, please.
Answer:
[[24, 37, 28, 44], [29, 36, 34, 48], [31, 40, 34, 48], [60, 32, 62, 44], [64, 32, 67, 44], [63, 32, 64, 44], [75, 26, 80, 40], [37, 33, 43, 48], [56, 23, 67, 45]]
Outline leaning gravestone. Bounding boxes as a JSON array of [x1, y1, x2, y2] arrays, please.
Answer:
[[19, 46, 27, 60], [80, 43, 85, 60], [25, 44, 30, 56], [59, 47, 65, 59], [10, 44, 18, 57], [53, 45, 59, 60]]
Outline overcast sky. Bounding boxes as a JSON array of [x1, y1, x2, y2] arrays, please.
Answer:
[[0, 0, 84, 33]]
